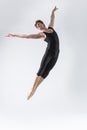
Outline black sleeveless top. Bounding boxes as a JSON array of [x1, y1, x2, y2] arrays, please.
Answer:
[[43, 27, 59, 56]]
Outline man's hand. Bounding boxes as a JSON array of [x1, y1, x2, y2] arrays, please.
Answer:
[[6, 33, 15, 37], [52, 6, 58, 13]]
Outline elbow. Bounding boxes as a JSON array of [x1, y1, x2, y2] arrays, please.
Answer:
[[25, 35, 31, 39]]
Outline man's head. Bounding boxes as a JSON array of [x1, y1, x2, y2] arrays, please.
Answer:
[[35, 20, 45, 30]]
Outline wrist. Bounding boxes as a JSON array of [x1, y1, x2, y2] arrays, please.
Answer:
[[52, 11, 54, 15], [51, 12, 54, 17]]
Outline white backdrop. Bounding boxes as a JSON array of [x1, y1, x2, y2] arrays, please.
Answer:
[[0, 0, 87, 130]]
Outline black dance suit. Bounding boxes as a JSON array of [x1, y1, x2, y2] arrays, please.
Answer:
[[37, 27, 60, 78]]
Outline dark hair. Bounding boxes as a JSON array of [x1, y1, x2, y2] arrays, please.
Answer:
[[35, 20, 45, 27]]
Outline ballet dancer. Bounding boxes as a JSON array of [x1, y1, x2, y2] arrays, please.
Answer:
[[6, 6, 60, 100]]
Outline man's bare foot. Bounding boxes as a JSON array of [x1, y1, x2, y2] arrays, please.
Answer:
[[27, 91, 34, 100]]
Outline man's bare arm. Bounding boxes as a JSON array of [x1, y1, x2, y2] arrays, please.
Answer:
[[6, 32, 45, 39], [48, 6, 58, 28]]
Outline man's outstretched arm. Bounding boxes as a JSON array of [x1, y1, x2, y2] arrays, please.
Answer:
[[6, 32, 45, 39], [48, 6, 58, 28]]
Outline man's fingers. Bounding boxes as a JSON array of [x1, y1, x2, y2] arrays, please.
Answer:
[[6, 34, 13, 37], [53, 6, 58, 12]]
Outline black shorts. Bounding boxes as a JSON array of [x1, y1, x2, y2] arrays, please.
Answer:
[[37, 50, 59, 78]]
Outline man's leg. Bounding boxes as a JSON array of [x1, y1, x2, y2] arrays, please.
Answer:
[[27, 76, 44, 100]]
